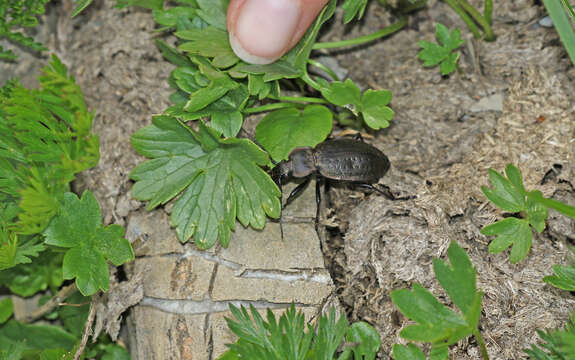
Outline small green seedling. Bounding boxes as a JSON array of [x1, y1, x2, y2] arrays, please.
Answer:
[[391, 242, 487, 360], [220, 304, 381, 360], [481, 164, 575, 264], [418, 23, 464, 75]]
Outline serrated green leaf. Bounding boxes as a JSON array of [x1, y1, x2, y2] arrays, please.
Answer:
[[436, 23, 451, 47], [433, 242, 478, 316], [155, 40, 193, 68], [320, 79, 362, 108], [43, 191, 133, 295], [505, 164, 526, 195], [153, 7, 198, 27], [131, 117, 280, 249], [481, 217, 532, 263], [418, 41, 449, 66], [0, 231, 45, 270], [482, 168, 525, 212], [0, 298, 13, 324], [361, 89, 394, 130], [528, 190, 575, 220], [177, 27, 239, 68], [393, 343, 426, 360], [255, 105, 332, 162], [196, 0, 227, 30], [440, 52, 459, 75], [543, 264, 575, 291], [391, 283, 468, 343], [0, 320, 76, 354], [525, 313, 575, 359]]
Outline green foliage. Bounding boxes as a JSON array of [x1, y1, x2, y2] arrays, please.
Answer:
[[418, 23, 463, 75], [0, 249, 63, 297], [393, 343, 426, 360], [0, 298, 13, 324], [131, 0, 402, 248], [391, 242, 485, 359], [255, 106, 332, 162], [481, 164, 575, 263], [542, 0, 575, 68], [543, 246, 575, 291], [318, 79, 394, 130], [525, 313, 575, 360], [220, 304, 381, 360], [0, 55, 99, 237], [43, 191, 134, 296], [0, 320, 76, 357], [0, 0, 49, 61], [440, 0, 494, 41], [130, 116, 281, 249]]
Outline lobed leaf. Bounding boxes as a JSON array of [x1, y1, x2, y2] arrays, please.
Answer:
[[361, 89, 394, 130], [481, 217, 532, 263], [393, 343, 426, 360], [255, 106, 332, 162], [543, 264, 575, 291], [43, 191, 134, 295], [131, 117, 281, 249]]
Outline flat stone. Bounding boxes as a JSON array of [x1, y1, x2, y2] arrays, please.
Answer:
[[469, 93, 504, 112], [211, 265, 332, 304], [125, 209, 185, 256], [134, 255, 214, 300]]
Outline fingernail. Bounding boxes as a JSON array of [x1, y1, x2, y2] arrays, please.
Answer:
[[230, 0, 301, 64]]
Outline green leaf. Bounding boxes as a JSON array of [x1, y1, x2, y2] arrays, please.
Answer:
[[255, 105, 332, 162], [58, 292, 90, 335], [43, 191, 134, 295], [418, 23, 463, 75], [391, 242, 484, 357], [155, 40, 193, 68], [505, 164, 526, 195], [361, 89, 394, 130], [0, 320, 76, 353], [0, 232, 45, 270], [211, 111, 243, 138], [481, 168, 525, 212], [525, 312, 575, 359], [391, 283, 468, 343], [320, 79, 362, 108], [153, 7, 198, 27], [526, 196, 548, 233], [0, 298, 13, 324], [543, 264, 575, 291], [344, 322, 381, 359], [196, 0, 227, 30], [177, 27, 239, 68], [528, 190, 575, 220], [393, 343, 426, 360], [71, 0, 93, 17], [433, 242, 480, 316], [341, 0, 368, 23], [131, 116, 281, 249], [0, 249, 63, 297], [481, 217, 532, 263], [101, 344, 131, 360]]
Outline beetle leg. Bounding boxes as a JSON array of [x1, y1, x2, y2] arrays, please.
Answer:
[[283, 176, 312, 209], [357, 183, 395, 200], [353, 132, 365, 142]]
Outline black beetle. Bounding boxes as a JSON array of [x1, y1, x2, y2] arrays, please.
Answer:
[[272, 137, 391, 236]]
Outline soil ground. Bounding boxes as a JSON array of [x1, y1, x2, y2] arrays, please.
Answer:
[[2, 0, 575, 359]]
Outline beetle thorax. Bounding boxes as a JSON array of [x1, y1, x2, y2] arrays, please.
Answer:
[[289, 148, 315, 178]]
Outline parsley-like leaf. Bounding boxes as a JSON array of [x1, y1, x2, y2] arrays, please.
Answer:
[[131, 116, 281, 249], [525, 313, 575, 359], [255, 105, 332, 162], [391, 242, 484, 358], [0, 249, 63, 297], [0, 0, 49, 61], [418, 23, 464, 75], [43, 191, 134, 296], [177, 27, 240, 68], [0, 232, 44, 270], [393, 343, 426, 360], [481, 217, 532, 264], [543, 247, 575, 291]]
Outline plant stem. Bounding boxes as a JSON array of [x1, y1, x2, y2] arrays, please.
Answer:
[[474, 329, 490, 360], [271, 95, 328, 104], [244, 102, 300, 114], [443, 0, 482, 39], [454, 0, 495, 41], [22, 283, 77, 323], [307, 59, 339, 81], [312, 17, 407, 50], [484, 0, 493, 26], [301, 72, 322, 91]]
